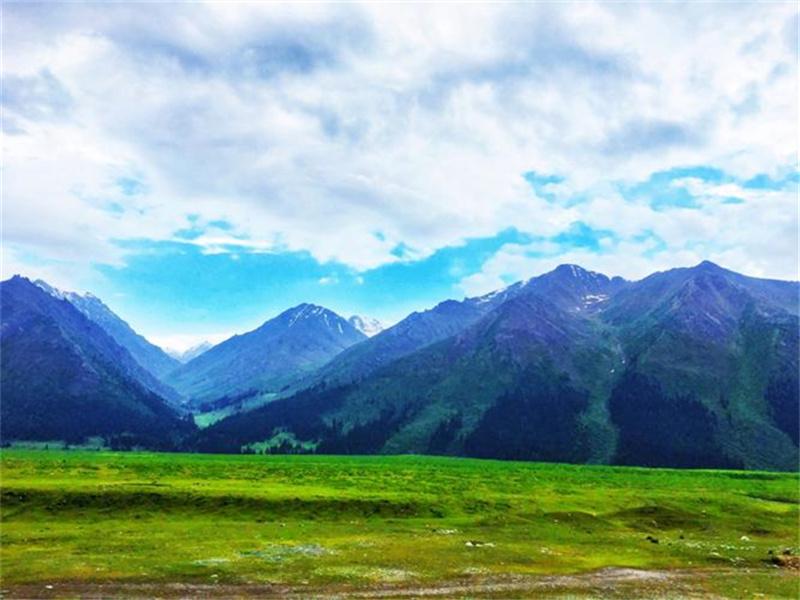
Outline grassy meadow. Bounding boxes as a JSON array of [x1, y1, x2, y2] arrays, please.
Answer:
[[1, 450, 798, 598]]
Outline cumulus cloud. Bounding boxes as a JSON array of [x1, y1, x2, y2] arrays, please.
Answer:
[[459, 179, 798, 296], [2, 2, 797, 290]]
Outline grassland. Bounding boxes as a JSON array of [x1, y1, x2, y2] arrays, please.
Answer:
[[1, 450, 798, 598]]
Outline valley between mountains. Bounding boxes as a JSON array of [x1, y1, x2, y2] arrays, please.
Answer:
[[1, 260, 797, 470]]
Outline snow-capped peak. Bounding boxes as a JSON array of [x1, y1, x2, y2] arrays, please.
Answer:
[[167, 341, 214, 363], [34, 279, 96, 304], [283, 304, 359, 336], [348, 315, 384, 337], [34, 279, 69, 300], [286, 303, 338, 327], [553, 263, 607, 282]]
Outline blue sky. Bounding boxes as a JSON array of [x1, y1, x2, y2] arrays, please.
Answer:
[[92, 229, 530, 338], [2, 3, 797, 349]]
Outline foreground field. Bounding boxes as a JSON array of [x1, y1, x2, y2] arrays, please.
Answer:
[[1, 451, 798, 598]]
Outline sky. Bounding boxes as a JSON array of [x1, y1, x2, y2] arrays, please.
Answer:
[[2, 2, 798, 351]]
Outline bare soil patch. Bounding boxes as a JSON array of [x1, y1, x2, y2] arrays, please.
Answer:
[[0, 567, 761, 599]]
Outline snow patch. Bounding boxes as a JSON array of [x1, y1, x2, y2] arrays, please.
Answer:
[[349, 315, 384, 337], [476, 289, 502, 304], [583, 293, 609, 306]]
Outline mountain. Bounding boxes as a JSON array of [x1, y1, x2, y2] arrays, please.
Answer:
[[167, 341, 214, 363], [600, 261, 799, 469], [308, 284, 523, 389], [167, 304, 366, 407], [195, 262, 799, 471], [34, 280, 182, 404], [0, 276, 193, 448], [515, 264, 628, 313], [306, 264, 623, 389], [348, 315, 384, 337], [193, 275, 620, 458]]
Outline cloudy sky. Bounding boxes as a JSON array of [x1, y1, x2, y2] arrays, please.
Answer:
[[3, 2, 797, 350]]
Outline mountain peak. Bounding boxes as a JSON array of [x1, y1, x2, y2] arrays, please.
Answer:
[[287, 302, 332, 313], [692, 260, 725, 273], [272, 303, 367, 339], [4, 275, 48, 300], [3, 275, 42, 298], [34, 278, 103, 306], [554, 263, 585, 274], [549, 264, 609, 282], [295, 302, 321, 310], [168, 301, 365, 404], [282, 303, 334, 322], [348, 315, 384, 337]]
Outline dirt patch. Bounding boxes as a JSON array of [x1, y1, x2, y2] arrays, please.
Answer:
[[771, 555, 800, 570], [0, 568, 732, 599], [343, 568, 685, 598]]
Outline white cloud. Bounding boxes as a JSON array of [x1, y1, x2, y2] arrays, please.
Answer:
[[318, 275, 339, 285], [459, 181, 799, 296], [2, 2, 797, 290]]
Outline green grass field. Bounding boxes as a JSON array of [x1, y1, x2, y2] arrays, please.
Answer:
[[1, 450, 798, 598]]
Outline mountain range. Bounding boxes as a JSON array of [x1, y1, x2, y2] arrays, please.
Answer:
[[2, 261, 797, 470], [167, 342, 214, 363], [191, 262, 799, 470]]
